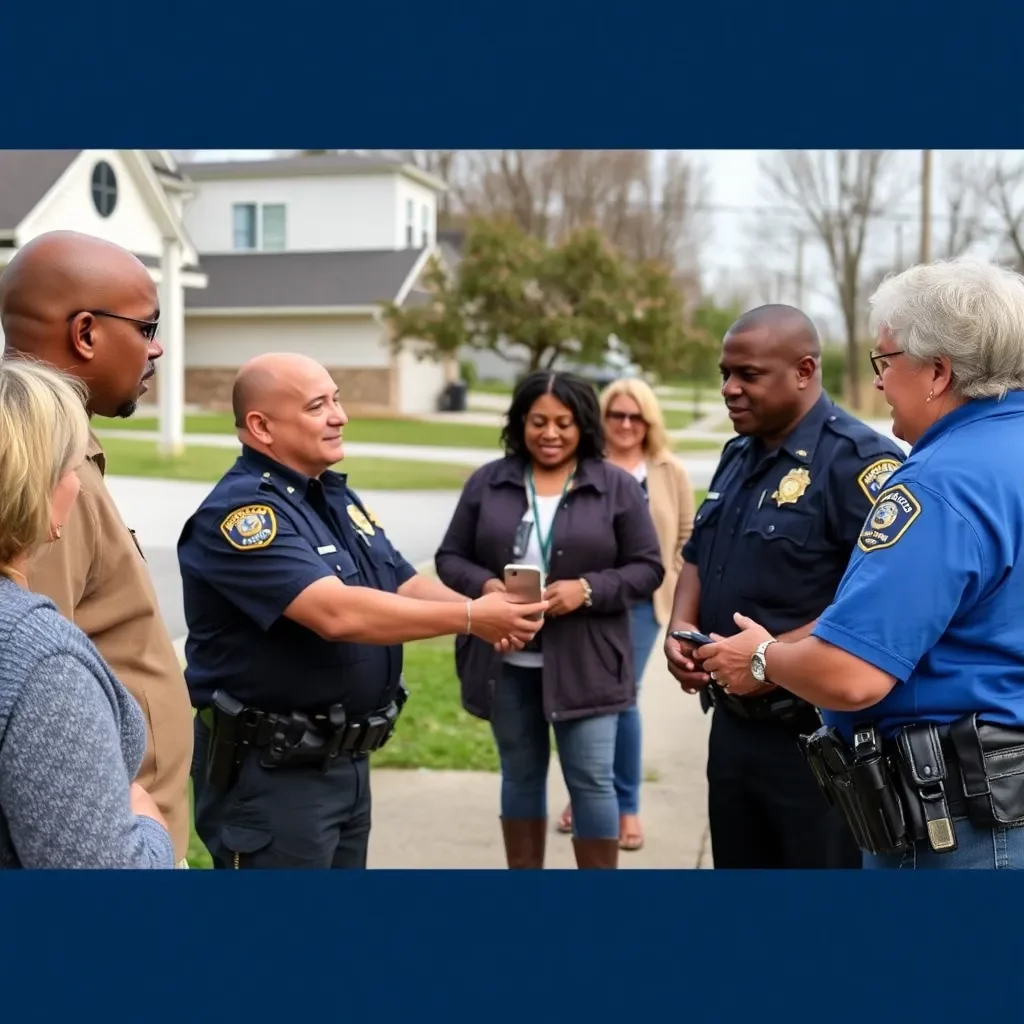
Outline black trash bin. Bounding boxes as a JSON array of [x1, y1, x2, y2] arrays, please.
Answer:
[[439, 380, 468, 412]]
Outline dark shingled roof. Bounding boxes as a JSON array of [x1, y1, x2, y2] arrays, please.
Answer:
[[184, 248, 427, 310], [179, 153, 407, 180], [0, 151, 81, 231]]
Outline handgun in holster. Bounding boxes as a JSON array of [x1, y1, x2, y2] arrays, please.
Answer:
[[800, 724, 909, 856], [205, 689, 248, 790]]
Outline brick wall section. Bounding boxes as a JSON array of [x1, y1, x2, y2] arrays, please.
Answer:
[[139, 367, 395, 415]]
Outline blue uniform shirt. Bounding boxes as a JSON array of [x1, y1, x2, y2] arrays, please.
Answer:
[[177, 446, 417, 715], [683, 392, 907, 641], [814, 391, 1024, 739]]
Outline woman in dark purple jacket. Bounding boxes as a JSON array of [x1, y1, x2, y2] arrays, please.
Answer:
[[435, 371, 664, 869]]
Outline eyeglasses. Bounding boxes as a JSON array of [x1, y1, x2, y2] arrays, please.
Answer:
[[606, 410, 646, 425], [869, 349, 905, 377], [67, 310, 160, 341]]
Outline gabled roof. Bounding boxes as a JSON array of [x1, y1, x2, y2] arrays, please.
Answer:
[[179, 153, 447, 193], [184, 248, 430, 311], [0, 150, 81, 232]]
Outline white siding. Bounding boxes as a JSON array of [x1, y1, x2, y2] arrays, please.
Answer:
[[183, 175, 401, 253], [395, 343, 447, 414], [19, 150, 167, 258], [185, 315, 391, 369]]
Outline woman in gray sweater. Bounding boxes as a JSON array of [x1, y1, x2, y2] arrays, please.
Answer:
[[0, 357, 173, 868]]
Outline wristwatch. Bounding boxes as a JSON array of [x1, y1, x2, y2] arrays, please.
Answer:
[[750, 638, 778, 683]]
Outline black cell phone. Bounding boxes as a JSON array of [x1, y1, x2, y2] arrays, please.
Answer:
[[670, 629, 714, 647]]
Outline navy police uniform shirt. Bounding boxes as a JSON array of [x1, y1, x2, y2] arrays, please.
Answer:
[[814, 391, 1024, 740], [683, 392, 907, 643], [177, 446, 417, 716]]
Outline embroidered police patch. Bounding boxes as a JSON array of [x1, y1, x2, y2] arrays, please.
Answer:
[[857, 485, 920, 552], [857, 458, 902, 502], [220, 505, 277, 550]]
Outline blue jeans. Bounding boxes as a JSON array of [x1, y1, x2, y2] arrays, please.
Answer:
[[614, 600, 660, 816], [864, 818, 1024, 869], [491, 663, 619, 839]]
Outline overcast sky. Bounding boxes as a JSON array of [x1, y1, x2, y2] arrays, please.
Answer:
[[188, 149, 1023, 343]]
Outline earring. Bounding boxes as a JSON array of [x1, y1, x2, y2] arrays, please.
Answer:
[[926, 391, 934, 403], [49, 523, 63, 542]]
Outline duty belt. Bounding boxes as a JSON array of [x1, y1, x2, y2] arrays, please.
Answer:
[[703, 683, 820, 726], [799, 713, 1024, 857], [199, 683, 409, 789]]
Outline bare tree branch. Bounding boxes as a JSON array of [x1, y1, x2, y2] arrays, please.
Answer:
[[760, 150, 894, 407]]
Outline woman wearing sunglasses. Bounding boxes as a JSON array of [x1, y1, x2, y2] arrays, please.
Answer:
[[557, 377, 695, 851]]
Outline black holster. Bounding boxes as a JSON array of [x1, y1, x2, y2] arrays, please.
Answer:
[[799, 723, 910, 856], [204, 689, 250, 790]]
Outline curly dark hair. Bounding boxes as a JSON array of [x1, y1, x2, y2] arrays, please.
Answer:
[[500, 370, 606, 462]]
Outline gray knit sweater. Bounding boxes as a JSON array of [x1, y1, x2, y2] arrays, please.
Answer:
[[0, 577, 174, 868]]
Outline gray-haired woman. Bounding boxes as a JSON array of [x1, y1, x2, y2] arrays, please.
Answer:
[[699, 258, 1024, 870], [0, 357, 174, 868]]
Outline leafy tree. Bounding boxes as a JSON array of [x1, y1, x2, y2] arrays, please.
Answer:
[[382, 217, 689, 375]]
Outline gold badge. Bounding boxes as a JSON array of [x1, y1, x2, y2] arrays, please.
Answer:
[[363, 504, 382, 528], [772, 468, 811, 507], [220, 505, 277, 551], [857, 458, 902, 502], [347, 503, 375, 536]]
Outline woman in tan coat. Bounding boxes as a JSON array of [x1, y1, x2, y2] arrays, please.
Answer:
[[557, 377, 695, 850]]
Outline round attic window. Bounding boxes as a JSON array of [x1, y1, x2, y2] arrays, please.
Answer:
[[90, 161, 118, 218]]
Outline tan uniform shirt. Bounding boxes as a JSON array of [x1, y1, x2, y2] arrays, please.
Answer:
[[27, 431, 194, 862]]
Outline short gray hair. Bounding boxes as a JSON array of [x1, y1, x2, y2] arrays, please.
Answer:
[[868, 258, 1024, 400]]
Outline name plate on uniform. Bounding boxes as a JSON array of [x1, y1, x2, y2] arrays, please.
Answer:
[[317, 544, 337, 555]]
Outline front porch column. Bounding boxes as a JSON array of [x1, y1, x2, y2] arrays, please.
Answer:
[[158, 236, 185, 456]]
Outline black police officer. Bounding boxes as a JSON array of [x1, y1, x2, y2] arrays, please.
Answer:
[[664, 304, 906, 869], [178, 352, 546, 869]]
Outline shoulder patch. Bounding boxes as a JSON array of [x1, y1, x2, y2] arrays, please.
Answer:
[[220, 505, 278, 551], [857, 458, 903, 502], [858, 485, 921, 552]]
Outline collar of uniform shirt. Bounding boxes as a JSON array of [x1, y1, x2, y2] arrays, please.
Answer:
[[239, 444, 347, 501], [763, 391, 832, 464]]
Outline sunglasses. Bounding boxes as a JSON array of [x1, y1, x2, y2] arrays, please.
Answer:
[[605, 410, 647, 425], [67, 309, 160, 341]]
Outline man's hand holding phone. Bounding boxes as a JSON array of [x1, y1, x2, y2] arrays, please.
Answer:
[[665, 625, 713, 693]]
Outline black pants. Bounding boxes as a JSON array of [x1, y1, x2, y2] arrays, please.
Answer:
[[191, 718, 372, 869], [706, 705, 862, 869]]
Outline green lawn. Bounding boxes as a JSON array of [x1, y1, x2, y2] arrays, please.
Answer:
[[97, 436, 476, 489], [103, 412, 506, 450]]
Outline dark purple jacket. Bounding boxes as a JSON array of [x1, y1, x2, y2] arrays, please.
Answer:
[[435, 456, 665, 723]]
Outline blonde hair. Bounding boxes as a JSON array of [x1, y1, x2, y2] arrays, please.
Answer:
[[0, 357, 89, 576], [599, 377, 672, 460]]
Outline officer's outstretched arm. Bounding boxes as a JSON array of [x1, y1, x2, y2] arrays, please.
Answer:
[[283, 576, 546, 647]]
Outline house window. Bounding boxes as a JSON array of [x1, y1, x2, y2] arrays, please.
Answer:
[[406, 199, 415, 247], [233, 203, 257, 249], [91, 161, 118, 218], [421, 204, 430, 246], [262, 204, 286, 251]]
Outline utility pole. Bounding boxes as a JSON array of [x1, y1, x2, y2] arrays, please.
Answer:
[[920, 149, 932, 263], [794, 230, 805, 307]]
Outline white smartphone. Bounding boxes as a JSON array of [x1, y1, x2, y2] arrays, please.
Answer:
[[503, 563, 544, 619]]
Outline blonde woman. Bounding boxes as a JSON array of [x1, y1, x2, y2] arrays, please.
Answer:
[[557, 377, 695, 850], [0, 357, 173, 868]]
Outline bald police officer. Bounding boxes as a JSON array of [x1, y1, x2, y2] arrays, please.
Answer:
[[179, 353, 546, 869], [664, 305, 906, 869]]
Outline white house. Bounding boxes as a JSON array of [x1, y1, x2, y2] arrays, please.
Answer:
[[0, 150, 454, 453]]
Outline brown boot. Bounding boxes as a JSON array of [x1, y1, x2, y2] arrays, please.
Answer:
[[572, 837, 619, 869], [501, 818, 547, 869]]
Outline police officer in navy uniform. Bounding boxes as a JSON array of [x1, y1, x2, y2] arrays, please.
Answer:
[[699, 261, 1024, 869], [664, 304, 906, 869], [179, 353, 546, 869]]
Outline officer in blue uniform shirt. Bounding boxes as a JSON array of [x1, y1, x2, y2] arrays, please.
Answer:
[[700, 260, 1024, 869], [179, 353, 546, 869], [664, 304, 906, 869]]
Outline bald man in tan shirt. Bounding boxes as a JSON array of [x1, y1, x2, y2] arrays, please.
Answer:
[[1, 231, 194, 863]]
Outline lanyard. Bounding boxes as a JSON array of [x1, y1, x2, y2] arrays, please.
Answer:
[[525, 463, 576, 575]]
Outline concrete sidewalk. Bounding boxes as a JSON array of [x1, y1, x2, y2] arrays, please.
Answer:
[[366, 635, 713, 869]]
